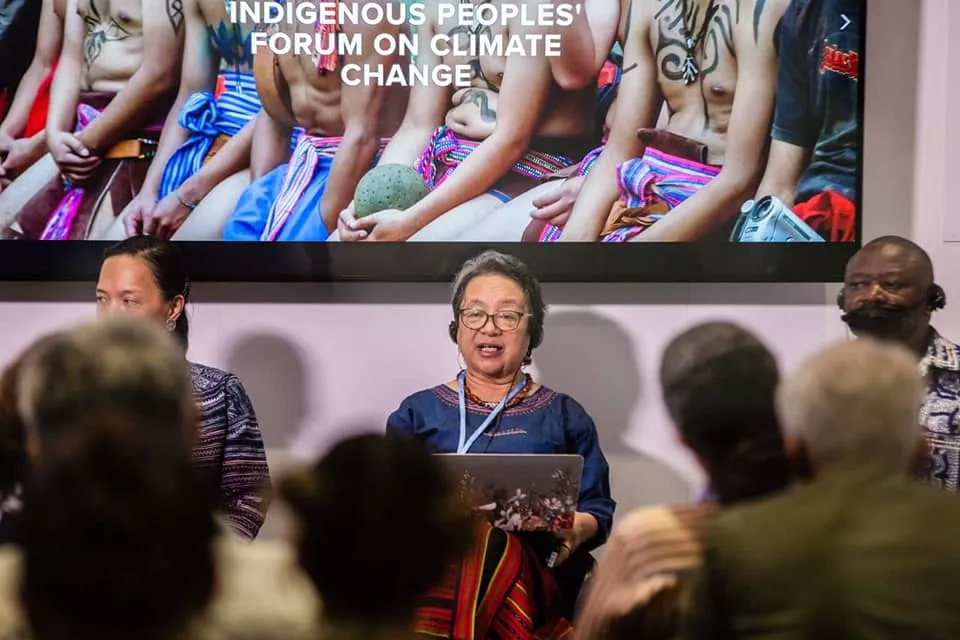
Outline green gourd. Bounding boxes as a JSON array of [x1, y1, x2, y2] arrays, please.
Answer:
[[353, 164, 429, 218]]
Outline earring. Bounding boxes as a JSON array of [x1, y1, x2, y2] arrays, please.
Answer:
[[166, 319, 176, 332], [456, 350, 466, 372]]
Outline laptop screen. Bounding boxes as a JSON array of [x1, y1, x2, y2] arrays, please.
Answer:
[[434, 454, 583, 533]]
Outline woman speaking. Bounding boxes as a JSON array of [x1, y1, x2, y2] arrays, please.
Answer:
[[387, 250, 615, 636]]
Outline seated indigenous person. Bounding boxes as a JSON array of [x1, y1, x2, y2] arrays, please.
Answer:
[[100, 0, 282, 241], [462, 0, 787, 243], [0, 0, 183, 241], [574, 322, 791, 640], [220, 2, 408, 242], [0, 0, 42, 111], [334, 0, 600, 243], [0, 0, 65, 193], [537, 0, 622, 91], [387, 251, 615, 636], [751, 0, 860, 243]]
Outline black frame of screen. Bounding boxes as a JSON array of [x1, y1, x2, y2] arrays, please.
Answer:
[[0, 241, 857, 282], [0, 1, 866, 284]]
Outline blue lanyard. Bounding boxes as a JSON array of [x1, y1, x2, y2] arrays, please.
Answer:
[[457, 370, 527, 454]]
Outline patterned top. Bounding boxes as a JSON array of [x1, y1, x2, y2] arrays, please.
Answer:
[[919, 329, 960, 491], [190, 363, 270, 539], [386, 383, 616, 547]]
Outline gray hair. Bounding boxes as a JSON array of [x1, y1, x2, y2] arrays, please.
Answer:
[[776, 339, 923, 472], [17, 317, 194, 449], [450, 250, 546, 352]]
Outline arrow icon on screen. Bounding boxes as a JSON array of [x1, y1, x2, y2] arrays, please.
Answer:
[[840, 14, 851, 30]]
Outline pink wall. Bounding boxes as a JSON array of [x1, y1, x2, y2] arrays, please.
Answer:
[[0, 0, 953, 537]]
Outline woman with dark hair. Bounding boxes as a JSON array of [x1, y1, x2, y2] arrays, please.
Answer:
[[0, 318, 318, 639], [575, 321, 792, 639], [95, 235, 270, 539], [281, 433, 475, 640], [387, 250, 615, 636]]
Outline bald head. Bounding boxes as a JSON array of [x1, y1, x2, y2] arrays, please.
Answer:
[[848, 236, 934, 288]]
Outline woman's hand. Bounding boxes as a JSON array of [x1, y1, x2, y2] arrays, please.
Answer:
[[0, 132, 14, 155], [530, 176, 586, 229], [140, 191, 194, 238], [122, 191, 159, 237], [552, 511, 599, 567], [352, 208, 420, 242], [48, 131, 101, 185], [336, 201, 369, 242], [0, 137, 44, 185]]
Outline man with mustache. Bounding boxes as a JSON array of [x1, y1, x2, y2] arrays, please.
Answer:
[[839, 236, 958, 490]]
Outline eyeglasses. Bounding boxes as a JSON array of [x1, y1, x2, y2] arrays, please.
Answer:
[[459, 308, 530, 332]]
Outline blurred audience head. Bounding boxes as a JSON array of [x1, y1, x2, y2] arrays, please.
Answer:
[[281, 433, 474, 628], [17, 317, 197, 458], [777, 338, 925, 477], [0, 340, 48, 503], [15, 317, 215, 640], [97, 235, 191, 350], [660, 322, 791, 504]]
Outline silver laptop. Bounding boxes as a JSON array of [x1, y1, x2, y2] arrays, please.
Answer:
[[434, 453, 583, 533]]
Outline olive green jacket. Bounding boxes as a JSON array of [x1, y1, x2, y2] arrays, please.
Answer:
[[679, 467, 960, 640]]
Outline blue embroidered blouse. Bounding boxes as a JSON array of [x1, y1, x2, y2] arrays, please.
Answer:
[[387, 383, 616, 547]]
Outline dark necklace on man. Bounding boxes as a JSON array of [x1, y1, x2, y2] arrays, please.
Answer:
[[679, 0, 718, 85]]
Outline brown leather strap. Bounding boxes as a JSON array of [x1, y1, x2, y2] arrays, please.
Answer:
[[253, 46, 297, 129], [104, 138, 156, 160], [601, 198, 667, 237]]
